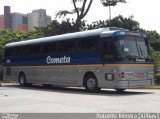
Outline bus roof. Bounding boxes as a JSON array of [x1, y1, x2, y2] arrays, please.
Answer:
[[5, 27, 128, 48]]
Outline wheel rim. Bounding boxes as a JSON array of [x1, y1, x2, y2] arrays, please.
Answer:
[[87, 78, 96, 90]]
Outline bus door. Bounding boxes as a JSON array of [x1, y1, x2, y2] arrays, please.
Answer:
[[102, 37, 116, 62], [101, 37, 116, 87]]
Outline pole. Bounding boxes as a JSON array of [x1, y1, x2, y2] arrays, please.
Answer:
[[109, 5, 111, 20]]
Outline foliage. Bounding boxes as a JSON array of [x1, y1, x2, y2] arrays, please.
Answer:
[[146, 30, 160, 41], [101, 0, 126, 6], [56, 0, 127, 30], [56, 0, 93, 30], [83, 15, 141, 31], [150, 39, 160, 51], [0, 29, 41, 64], [145, 30, 160, 51], [152, 51, 160, 84], [35, 19, 79, 37], [100, 0, 126, 19], [135, 30, 160, 51]]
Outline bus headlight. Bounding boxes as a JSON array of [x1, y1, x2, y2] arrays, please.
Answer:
[[105, 73, 114, 81]]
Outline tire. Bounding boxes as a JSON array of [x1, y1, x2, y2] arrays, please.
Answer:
[[115, 89, 126, 92], [84, 74, 99, 92], [43, 84, 52, 88], [18, 73, 27, 86]]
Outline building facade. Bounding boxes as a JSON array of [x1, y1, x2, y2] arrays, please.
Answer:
[[0, 6, 51, 31], [11, 13, 28, 31], [28, 9, 51, 30], [0, 15, 4, 30], [4, 6, 11, 29]]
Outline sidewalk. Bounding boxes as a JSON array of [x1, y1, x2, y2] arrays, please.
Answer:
[[146, 85, 160, 89]]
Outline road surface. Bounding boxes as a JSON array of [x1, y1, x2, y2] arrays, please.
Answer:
[[0, 83, 160, 113]]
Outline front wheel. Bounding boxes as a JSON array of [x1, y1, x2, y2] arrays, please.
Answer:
[[18, 73, 27, 86], [84, 74, 99, 92]]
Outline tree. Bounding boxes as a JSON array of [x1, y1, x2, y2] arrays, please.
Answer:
[[56, 0, 93, 30], [146, 30, 160, 41], [83, 15, 140, 31], [0, 29, 40, 64], [100, 0, 126, 20], [107, 15, 140, 31], [35, 19, 78, 37], [145, 30, 160, 51], [150, 39, 160, 51], [152, 51, 160, 84]]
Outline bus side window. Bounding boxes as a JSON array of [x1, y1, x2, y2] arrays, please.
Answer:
[[103, 40, 115, 60], [22, 46, 29, 56], [29, 45, 41, 55], [42, 42, 58, 54], [79, 37, 98, 52], [58, 40, 76, 53], [10, 48, 16, 57], [17, 46, 29, 57], [4, 48, 11, 57]]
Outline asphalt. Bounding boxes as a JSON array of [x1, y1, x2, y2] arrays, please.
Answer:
[[0, 83, 160, 113]]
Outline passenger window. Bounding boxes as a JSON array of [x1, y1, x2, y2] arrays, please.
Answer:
[[5, 48, 12, 57], [43, 42, 58, 54], [22, 46, 29, 56], [29, 45, 41, 55], [10, 48, 16, 57], [58, 40, 76, 53], [15, 47, 24, 56], [79, 38, 98, 52]]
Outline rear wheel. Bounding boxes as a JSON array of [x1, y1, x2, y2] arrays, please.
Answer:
[[18, 73, 27, 86], [43, 84, 52, 88], [84, 74, 99, 92]]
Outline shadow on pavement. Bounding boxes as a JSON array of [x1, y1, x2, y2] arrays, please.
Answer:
[[2, 83, 155, 96]]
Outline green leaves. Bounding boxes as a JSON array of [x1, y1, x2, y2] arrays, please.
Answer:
[[55, 10, 76, 19], [0, 29, 41, 64], [55, 0, 93, 30], [101, 0, 126, 6], [152, 51, 160, 84], [83, 15, 140, 31]]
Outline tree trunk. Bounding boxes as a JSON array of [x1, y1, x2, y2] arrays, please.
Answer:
[[75, 18, 81, 31]]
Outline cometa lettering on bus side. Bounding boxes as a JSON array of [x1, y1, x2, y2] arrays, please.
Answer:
[[46, 56, 71, 64]]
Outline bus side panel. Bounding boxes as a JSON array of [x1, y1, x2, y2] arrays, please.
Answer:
[[3, 66, 18, 81]]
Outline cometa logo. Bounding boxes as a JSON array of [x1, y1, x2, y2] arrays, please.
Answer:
[[46, 56, 71, 64]]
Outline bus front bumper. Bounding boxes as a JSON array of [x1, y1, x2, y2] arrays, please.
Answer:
[[113, 79, 154, 89]]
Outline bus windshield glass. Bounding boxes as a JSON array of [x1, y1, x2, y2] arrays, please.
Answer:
[[116, 36, 151, 59]]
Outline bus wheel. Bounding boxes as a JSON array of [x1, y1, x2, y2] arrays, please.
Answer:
[[43, 84, 52, 88], [18, 73, 27, 86], [115, 89, 126, 92], [85, 74, 99, 92]]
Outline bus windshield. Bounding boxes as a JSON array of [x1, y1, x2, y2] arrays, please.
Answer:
[[116, 36, 151, 59]]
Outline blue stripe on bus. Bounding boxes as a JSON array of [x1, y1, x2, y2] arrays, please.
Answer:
[[3, 52, 103, 66]]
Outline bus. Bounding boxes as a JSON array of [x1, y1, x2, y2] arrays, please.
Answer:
[[3, 27, 154, 92]]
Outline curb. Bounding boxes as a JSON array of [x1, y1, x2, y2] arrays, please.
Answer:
[[144, 86, 160, 89]]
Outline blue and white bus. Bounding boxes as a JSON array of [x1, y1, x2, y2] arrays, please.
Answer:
[[3, 27, 154, 92]]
